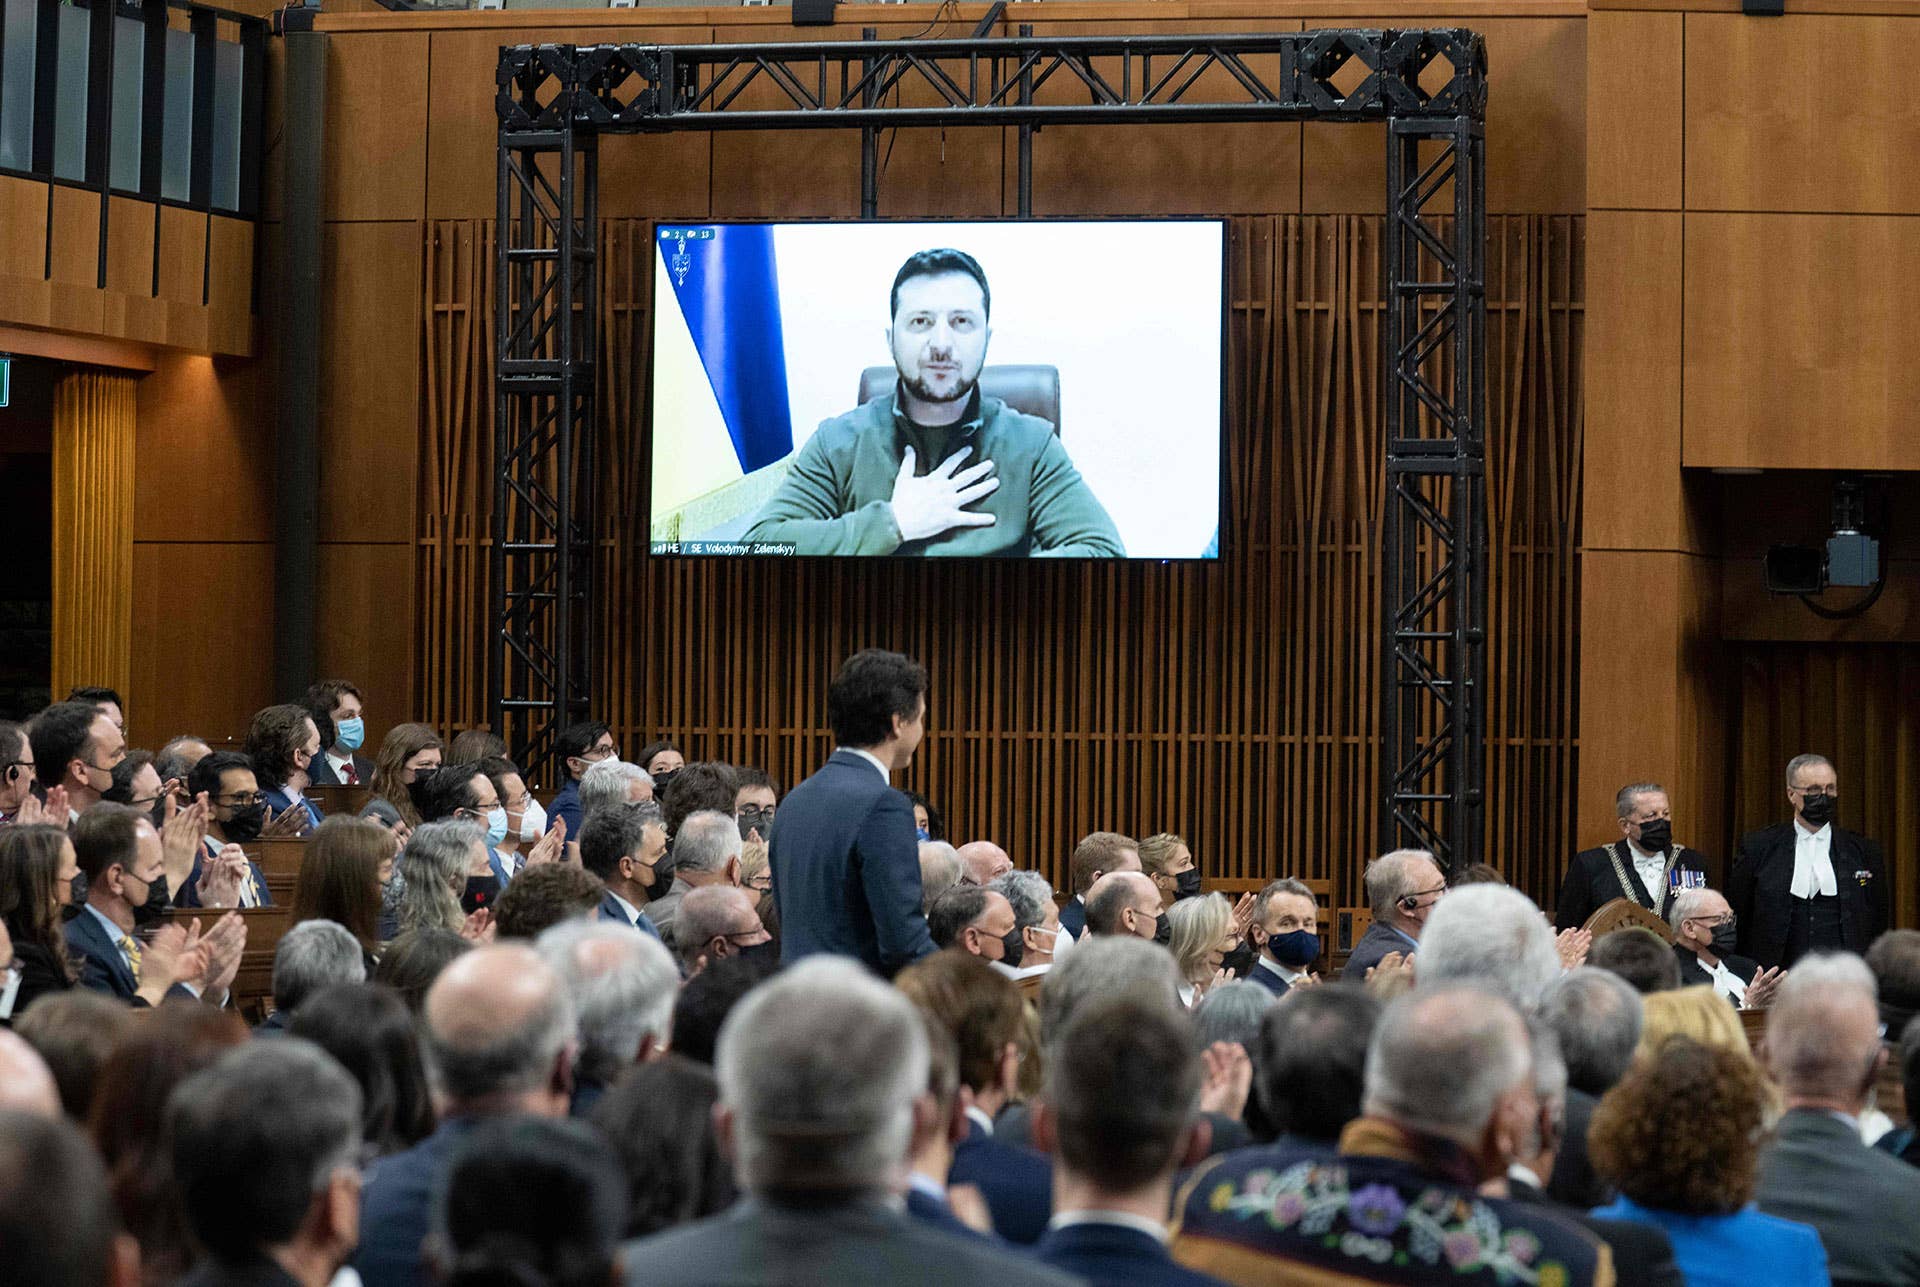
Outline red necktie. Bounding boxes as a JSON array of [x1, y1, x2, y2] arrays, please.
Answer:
[[344, 763, 358, 785]]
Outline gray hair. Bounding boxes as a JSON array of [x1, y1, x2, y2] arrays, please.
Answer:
[[1777, 951, 1876, 1006], [1667, 886, 1721, 935], [1039, 935, 1183, 1056], [927, 886, 992, 949], [1614, 782, 1667, 821], [1364, 988, 1530, 1142], [1537, 967, 1643, 1097], [990, 870, 1054, 933], [1254, 877, 1316, 924], [674, 810, 743, 874], [1193, 980, 1274, 1050], [1785, 753, 1833, 790], [581, 758, 653, 817], [422, 955, 577, 1102], [1770, 952, 1879, 1097], [1363, 849, 1438, 922], [536, 920, 679, 1086], [919, 843, 962, 915], [398, 819, 481, 934], [272, 920, 368, 1014], [715, 957, 927, 1193], [675, 886, 756, 965], [1416, 884, 1562, 1011], [154, 736, 209, 785]]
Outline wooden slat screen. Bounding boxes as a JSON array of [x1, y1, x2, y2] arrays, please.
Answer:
[[418, 214, 1584, 910]]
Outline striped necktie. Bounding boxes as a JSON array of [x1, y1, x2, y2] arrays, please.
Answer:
[[118, 934, 143, 985]]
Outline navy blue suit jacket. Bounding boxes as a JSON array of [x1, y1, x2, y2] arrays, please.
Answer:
[[63, 908, 192, 1003], [1245, 959, 1293, 997], [263, 785, 324, 830], [597, 890, 664, 941], [769, 749, 934, 977], [1058, 896, 1086, 941], [355, 1117, 482, 1287], [548, 779, 584, 847], [1036, 1221, 1228, 1287], [907, 1186, 996, 1243], [178, 843, 273, 910], [951, 1117, 1053, 1246]]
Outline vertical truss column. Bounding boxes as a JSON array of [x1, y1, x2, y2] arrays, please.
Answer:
[[1380, 112, 1487, 870], [493, 99, 599, 783]]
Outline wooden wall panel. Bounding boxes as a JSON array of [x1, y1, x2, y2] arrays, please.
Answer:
[[320, 222, 422, 541], [132, 352, 275, 544], [1687, 13, 1920, 215], [103, 198, 164, 342], [208, 217, 255, 356], [325, 32, 430, 221], [129, 541, 276, 745], [47, 187, 103, 336], [1682, 213, 1920, 471], [1588, 10, 1681, 209], [418, 212, 1584, 908], [316, 542, 414, 735]]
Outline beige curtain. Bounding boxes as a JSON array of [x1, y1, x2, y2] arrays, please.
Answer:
[[51, 369, 137, 701]]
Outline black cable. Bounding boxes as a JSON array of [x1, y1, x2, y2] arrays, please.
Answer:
[[1798, 576, 1887, 620]]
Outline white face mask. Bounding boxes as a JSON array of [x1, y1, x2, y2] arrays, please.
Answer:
[[1050, 924, 1074, 961], [520, 799, 549, 844]]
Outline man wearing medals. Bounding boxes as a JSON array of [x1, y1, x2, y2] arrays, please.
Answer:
[[1554, 781, 1710, 931]]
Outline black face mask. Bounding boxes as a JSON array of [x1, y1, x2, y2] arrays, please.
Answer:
[[735, 939, 781, 971], [1634, 818, 1672, 854], [131, 872, 171, 927], [1270, 928, 1322, 969], [738, 807, 775, 843], [222, 802, 267, 844], [1708, 922, 1739, 958], [999, 926, 1026, 970], [1150, 911, 1172, 947], [461, 874, 500, 914], [641, 852, 677, 902], [1800, 791, 1838, 828], [1220, 939, 1258, 978], [1173, 869, 1203, 901], [652, 769, 678, 791]]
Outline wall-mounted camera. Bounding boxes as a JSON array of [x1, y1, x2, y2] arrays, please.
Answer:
[[1764, 476, 1886, 617]]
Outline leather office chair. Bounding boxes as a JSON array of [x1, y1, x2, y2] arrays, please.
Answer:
[[857, 364, 1061, 434]]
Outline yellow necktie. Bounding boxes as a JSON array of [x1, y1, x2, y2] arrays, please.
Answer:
[[119, 934, 143, 985]]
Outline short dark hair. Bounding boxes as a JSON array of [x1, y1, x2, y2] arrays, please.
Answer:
[[733, 766, 780, 798], [1048, 996, 1199, 1190], [905, 791, 944, 841], [637, 741, 681, 774], [30, 701, 102, 787], [67, 686, 123, 712], [661, 762, 738, 842], [290, 983, 435, 1157], [1255, 984, 1381, 1142], [0, 1110, 123, 1287], [589, 1055, 736, 1238], [416, 765, 488, 823], [303, 680, 362, 749], [1069, 831, 1138, 896], [372, 929, 472, 1012], [890, 248, 991, 321], [0, 720, 28, 769], [1868, 930, 1920, 1029], [70, 803, 144, 883], [1084, 876, 1145, 936], [827, 650, 927, 749], [168, 1041, 363, 1264], [578, 807, 649, 882], [244, 703, 315, 789], [928, 886, 992, 949], [492, 865, 606, 941], [14, 992, 135, 1121], [670, 956, 776, 1066], [188, 750, 255, 803], [447, 729, 508, 766], [557, 721, 614, 775], [103, 750, 157, 805], [435, 1117, 629, 1287], [1588, 928, 1681, 994]]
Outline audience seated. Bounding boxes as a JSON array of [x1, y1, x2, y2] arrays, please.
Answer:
[[1878, 1017, 1920, 1168], [732, 767, 779, 844], [68, 688, 126, 737], [181, 752, 274, 910], [1668, 886, 1779, 1008], [907, 790, 944, 842], [1340, 848, 1446, 980], [1060, 831, 1141, 940], [901, 1011, 995, 1241], [1415, 882, 1561, 1010], [1173, 988, 1614, 1285], [0, 720, 40, 825], [413, 769, 507, 907], [740, 838, 777, 941], [1084, 870, 1163, 941], [660, 763, 740, 846], [0, 1027, 61, 1116], [670, 957, 774, 1066], [154, 736, 211, 787], [1167, 892, 1235, 1007], [1032, 995, 1227, 1287], [90, 1003, 249, 1286], [1248, 983, 1379, 1148], [1755, 952, 1920, 1285], [393, 820, 487, 937], [1191, 981, 1274, 1109], [371, 928, 470, 1012], [580, 756, 654, 820], [918, 841, 963, 913], [577, 804, 667, 940], [590, 1055, 737, 1239], [264, 920, 367, 1031], [956, 840, 1013, 887], [244, 704, 325, 833], [536, 919, 679, 1115], [1867, 928, 1920, 1037], [0, 823, 85, 1019], [0, 1109, 136, 1287], [363, 724, 443, 830], [650, 809, 746, 948], [1590, 1036, 1828, 1287], [674, 885, 772, 977], [1139, 832, 1202, 912], [1536, 967, 1643, 1208], [289, 982, 434, 1156], [1638, 984, 1757, 1066], [102, 750, 165, 819], [355, 943, 577, 1287], [491, 864, 605, 941], [305, 679, 374, 787], [1586, 926, 1680, 993], [548, 721, 621, 841], [290, 816, 387, 962], [431, 1116, 629, 1287], [989, 869, 1063, 995], [31, 699, 126, 817], [473, 754, 547, 881], [14, 990, 132, 1119], [616, 956, 1074, 1287], [1244, 878, 1322, 996], [444, 727, 507, 767], [928, 885, 1019, 966], [637, 740, 683, 790], [167, 1040, 364, 1287], [896, 949, 1052, 1244]]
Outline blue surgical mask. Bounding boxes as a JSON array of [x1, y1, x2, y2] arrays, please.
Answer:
[[485, 807, 510, 847], [915, 827, 931, 842], [335, 716, 365, 752]]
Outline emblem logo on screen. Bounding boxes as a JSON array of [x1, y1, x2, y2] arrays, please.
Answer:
[[658, 227, 714, 287]]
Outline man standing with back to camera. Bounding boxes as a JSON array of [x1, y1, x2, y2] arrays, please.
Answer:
[[743, 248, 1125, 557]]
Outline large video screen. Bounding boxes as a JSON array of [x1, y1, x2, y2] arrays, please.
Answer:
[[648, 220, 1224, 560]]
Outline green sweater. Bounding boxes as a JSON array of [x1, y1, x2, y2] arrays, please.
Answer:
[[742, 390, 1125, 557]]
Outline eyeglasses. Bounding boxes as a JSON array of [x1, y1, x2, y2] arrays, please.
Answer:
[[746, 875, 773, 891], [216, 792, 267, 807], [1685, 913, 1737, 929]]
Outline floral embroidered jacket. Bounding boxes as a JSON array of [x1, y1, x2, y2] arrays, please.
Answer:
[[1169, 1119, 1615, 1287]]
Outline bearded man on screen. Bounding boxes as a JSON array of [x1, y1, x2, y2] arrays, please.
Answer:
[[743, 248, 1125, 558]]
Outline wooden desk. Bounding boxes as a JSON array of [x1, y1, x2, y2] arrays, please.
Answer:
[[157, 905, 293, 1023], [308, 784, 371, 817]]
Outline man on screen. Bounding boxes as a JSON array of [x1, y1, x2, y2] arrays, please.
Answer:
[[742, 248, 1126, 557]]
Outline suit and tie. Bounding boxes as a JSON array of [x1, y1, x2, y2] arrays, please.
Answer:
[[769, 748, 934, 977], [1553, 842, 1710, 931], [1339, 920, 1416, 980], [1036, 1217, 1229, 1287], [309, 750, 374, 787], [618, 1196, 1079, 1287], [1058, 895, 1087, 940], [1729, 821, 1886, 969], [597, 891, 664, 941], [262, 785, 324, 831], [950, 1112, 1054, 1245], [63, 905, 194, 1004], [1246, 955, 1305, 997], [1756, 1107, 1920, 1286], [1546, 1087, 1610, 1209]]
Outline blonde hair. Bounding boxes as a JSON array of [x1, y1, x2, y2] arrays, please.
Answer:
[[739, 838, 769, 887], [1138, 833, 1188, 878], [1639, 986, 1752, 1062], [1167, 892, 1233, 986]]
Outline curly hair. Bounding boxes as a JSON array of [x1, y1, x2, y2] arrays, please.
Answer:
[[1589, 1035, 1767, 1215]]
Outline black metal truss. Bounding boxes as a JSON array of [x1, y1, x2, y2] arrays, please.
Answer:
[[495, 28, 1490, 865]]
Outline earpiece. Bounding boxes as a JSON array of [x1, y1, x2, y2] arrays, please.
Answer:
[[1398, 894, 1420, 912]]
